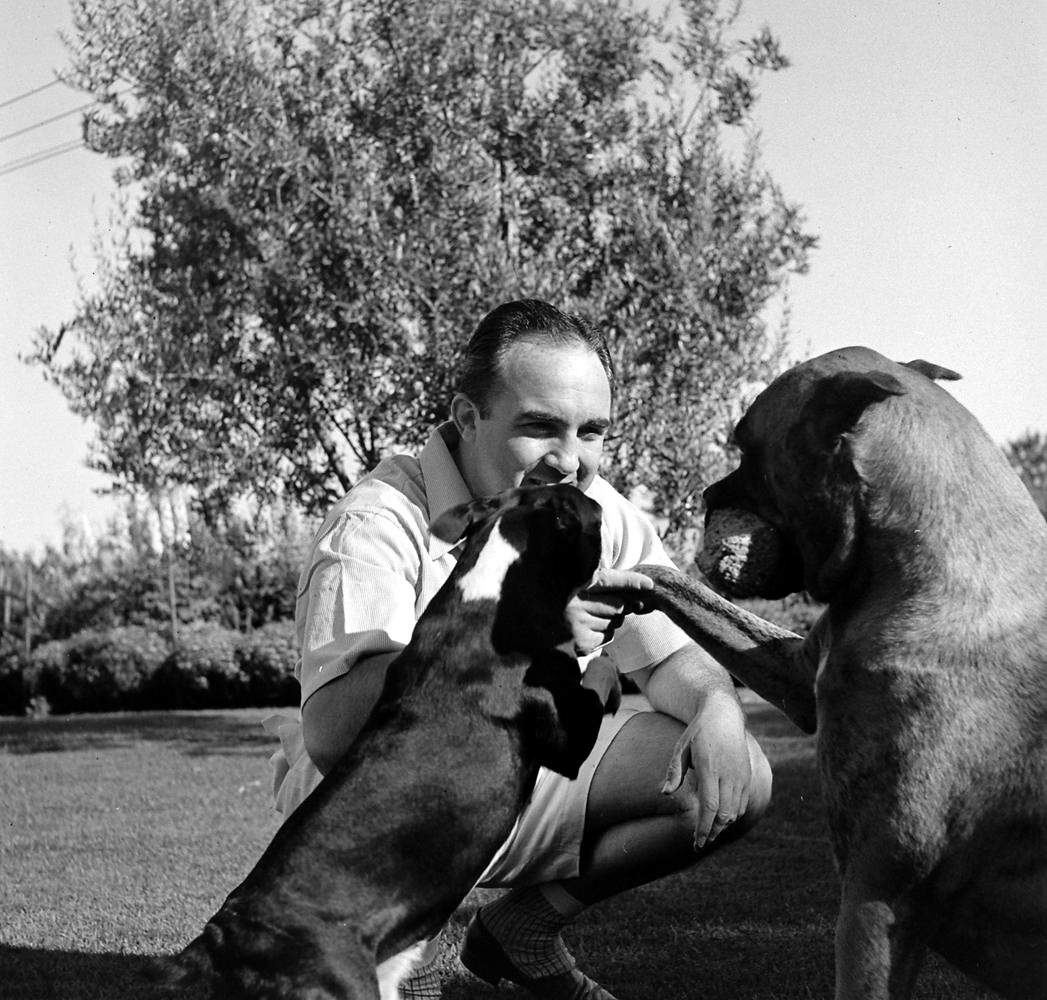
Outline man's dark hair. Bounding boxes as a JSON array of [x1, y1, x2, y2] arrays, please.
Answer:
[[456, 299, 615, 414]]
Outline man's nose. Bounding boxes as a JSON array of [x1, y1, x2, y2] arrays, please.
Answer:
[[546, 440, 581, 476]]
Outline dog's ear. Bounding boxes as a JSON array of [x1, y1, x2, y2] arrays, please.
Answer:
[[803, 370, 905, 444], [430, 496, 502, 544], [904, 358, 962, 382]]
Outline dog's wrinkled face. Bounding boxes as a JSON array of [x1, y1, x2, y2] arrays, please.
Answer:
[[432, 485, 603, 594], [705, 347, 958, 602]]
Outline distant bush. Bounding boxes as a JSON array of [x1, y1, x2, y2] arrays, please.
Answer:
[[737, 594, 824, 636], [4, 620, 299, 716], [26, 626, 169, 714], [236, 621, 299, 706], [143, 624, 245, 709], [0, 648, 30, 715]]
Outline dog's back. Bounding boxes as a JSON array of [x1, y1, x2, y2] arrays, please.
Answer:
[[789, 350, 1047, 997], [866, 366, 1047, 996]]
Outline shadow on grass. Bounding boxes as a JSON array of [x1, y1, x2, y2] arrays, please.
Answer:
[[0, 945, 206, 1000], [0, 709, 289, 758], [0, 690, 792, 762]]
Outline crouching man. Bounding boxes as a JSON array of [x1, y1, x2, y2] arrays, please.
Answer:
[[268, 299, 772, 1000]]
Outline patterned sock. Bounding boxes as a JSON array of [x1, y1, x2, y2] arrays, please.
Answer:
[[399, 962, 442, 1000], [398, 936, 443, 1000], [479, 885, 586, 979]]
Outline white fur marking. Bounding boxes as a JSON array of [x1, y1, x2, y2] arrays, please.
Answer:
[[377, 940, 426, 1000], [456, 521, 521, 602]]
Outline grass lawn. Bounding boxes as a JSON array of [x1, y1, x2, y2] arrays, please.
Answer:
[[0, 695, 995, 1000]]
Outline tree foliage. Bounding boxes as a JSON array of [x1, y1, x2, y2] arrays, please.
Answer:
[[7, 498, 311, 646], [31, 0, 816, 555], [1005, 431, 1047, 520]]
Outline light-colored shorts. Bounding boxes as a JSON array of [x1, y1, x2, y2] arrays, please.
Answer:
[[264, 693, 653, 889], [476, 693, 652, 888]]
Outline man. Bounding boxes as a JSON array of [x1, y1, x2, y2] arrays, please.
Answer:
[[268, 299, 772, 1000]]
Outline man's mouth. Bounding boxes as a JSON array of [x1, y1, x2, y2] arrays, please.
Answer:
[[524, 476, 575, 489]]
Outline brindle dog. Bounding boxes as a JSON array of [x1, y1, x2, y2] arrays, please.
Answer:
[[640, 348, 1047, 999]]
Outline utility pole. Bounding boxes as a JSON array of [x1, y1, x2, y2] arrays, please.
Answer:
[[24, 561, 32, 660]]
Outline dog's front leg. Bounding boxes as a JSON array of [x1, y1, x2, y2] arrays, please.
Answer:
[[635, 564, 817, 732], [520, 651, 618, 779], [835, 882, 933, 1000]]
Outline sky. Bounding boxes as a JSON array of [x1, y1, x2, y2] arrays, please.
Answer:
[[2, 0, 1045, 555]]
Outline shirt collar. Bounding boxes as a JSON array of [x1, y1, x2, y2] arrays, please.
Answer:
[[420, 422, 474, 560]]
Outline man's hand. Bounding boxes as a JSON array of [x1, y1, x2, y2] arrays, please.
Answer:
[[661, 690, 752, 851], [566, 568, 654, 657]]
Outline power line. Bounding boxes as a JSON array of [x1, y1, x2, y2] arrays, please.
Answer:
[[0, 139, 85, 177], [0, 102, 93, 144], [0, 78, 63, 110], [0, 85, 133, 176]]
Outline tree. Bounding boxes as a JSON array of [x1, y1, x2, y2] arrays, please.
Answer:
[[30, 0, 815, 556], [1005, 431, 1047, 520]]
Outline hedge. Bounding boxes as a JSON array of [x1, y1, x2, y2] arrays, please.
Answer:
[[3, 621, 300, 716], [236, 622, 301, 707], [2, 594, 822, 717], [25, 625, 169, 714]]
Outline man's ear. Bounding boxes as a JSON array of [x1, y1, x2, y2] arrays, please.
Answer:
[[451, 393, 481, 442]]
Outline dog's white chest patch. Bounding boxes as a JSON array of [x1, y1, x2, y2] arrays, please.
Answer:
[[456, 522, 521, 602]]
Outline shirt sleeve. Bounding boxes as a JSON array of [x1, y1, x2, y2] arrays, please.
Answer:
[[589, 480, 693, 674], [295, 507, 422, 706]]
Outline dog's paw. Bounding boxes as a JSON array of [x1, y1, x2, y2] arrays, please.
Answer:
[[698, 509, 782, 597], [581, 655, 621, 714]]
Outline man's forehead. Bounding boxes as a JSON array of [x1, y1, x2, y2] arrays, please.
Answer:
[[493, 342, 611, 417], [499, 337, 605, 373]]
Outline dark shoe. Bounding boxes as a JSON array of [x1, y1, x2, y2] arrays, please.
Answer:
[[460, 910, 618, 1000]]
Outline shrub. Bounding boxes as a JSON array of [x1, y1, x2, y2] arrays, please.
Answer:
[[738, 593, 825, 636], [236, 621, 299, 707], [144, 623, 246, 709], [27, 626, 169, 713], [0, 648, 30, 715], [20, 639, 65, 713]]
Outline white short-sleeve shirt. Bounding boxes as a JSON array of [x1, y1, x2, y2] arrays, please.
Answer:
[[293, 422, 691, 707]]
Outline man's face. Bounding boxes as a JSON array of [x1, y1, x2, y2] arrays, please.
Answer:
[[454, 337, 612, 498]]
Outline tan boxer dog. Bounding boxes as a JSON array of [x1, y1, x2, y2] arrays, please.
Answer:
[[156, 485, 620, 1000], [639, 347, 1047, 999]]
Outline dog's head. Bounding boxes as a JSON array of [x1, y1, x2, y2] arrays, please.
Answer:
[[432, 486, 614, 777], [704, 347, 962, 603], [431, 485, 603, 602]]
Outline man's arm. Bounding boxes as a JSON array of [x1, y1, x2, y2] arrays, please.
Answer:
[[631, 644, 754, 850], [296, 506, 422, 775], [301, 651, 399, 774]]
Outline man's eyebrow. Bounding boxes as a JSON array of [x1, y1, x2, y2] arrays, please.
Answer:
[[516, 409, 562, 425], [516, 410, 610, 431]]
